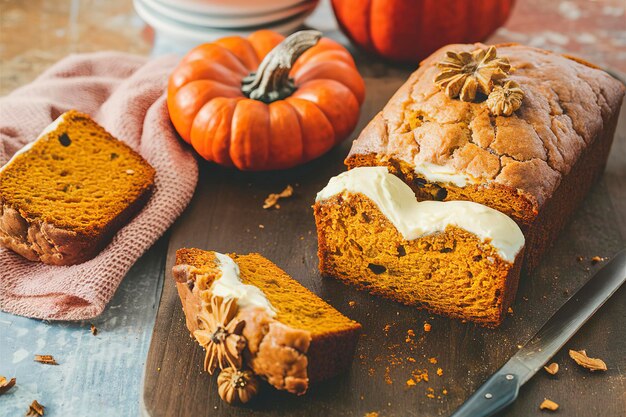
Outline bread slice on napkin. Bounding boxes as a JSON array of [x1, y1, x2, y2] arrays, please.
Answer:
[[0, 110, 155, 265]]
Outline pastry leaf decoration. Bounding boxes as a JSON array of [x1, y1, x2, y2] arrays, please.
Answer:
[[486, 80, 525, 116], [217, 367, 260, 404], [194, 295, 246, 375], [435, 46, 511, 102]]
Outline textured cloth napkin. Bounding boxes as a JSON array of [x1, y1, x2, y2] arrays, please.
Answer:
[[0, 52, 198, 320]]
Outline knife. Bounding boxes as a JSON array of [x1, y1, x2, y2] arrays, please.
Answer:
[[450, 248, 626, 417]]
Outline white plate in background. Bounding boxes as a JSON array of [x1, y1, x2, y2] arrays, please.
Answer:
[[153, 0, 309, 16], [142, 0, 317, 28], [134, 0, 310, 44]]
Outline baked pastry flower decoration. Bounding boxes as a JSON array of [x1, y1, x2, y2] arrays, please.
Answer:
[[486, 80, 524, 116], [435, 46, 511, 102], [194, 295, 246, 375], [217, 367, 260, 404]]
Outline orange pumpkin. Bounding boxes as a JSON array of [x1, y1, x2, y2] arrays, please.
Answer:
[[167, 30, 365, 170], [331, 0, 516, 63]]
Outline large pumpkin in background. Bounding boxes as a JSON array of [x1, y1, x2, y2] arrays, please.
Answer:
[[331, 0, 516, 63], [167, 30, 365, 171]]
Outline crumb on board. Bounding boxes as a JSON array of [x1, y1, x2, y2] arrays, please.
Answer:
[[544, 362, 559, 375], [539, 398, 559, 411], [591, 256, 605, 264], [263, 185, 293, 209], [90, 324, 97, 336], [423, 322, 431, 332], [364, 412, 379, 417], [428, 357, 437, 364], [436, 368, 443, 376], [348, 301, 356, 307], [384, 367, 393, 385], [569, 349, 607, 371], [406, 378, 416, 387]]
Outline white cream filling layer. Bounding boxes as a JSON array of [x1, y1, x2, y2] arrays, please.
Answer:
[[413, 160, 475, 187], [0, 112, 68, 174], [211, 252, 277, 317], [316, 167, 524, 263]]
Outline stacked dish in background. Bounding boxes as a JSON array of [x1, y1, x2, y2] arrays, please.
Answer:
[[134, 0, 319, 55]]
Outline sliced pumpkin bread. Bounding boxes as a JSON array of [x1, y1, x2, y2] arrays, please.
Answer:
[[0, 110, 155, 265], [172, 248, 362, 395]]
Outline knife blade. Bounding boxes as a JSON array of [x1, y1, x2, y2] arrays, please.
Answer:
[[450, 248, 626, 417]]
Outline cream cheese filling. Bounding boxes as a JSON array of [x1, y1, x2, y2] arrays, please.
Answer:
[[211, 252, 277, 317], [316, 167, 524, 263]]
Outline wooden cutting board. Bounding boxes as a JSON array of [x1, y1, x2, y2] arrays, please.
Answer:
[[142, 58, 626, 417]]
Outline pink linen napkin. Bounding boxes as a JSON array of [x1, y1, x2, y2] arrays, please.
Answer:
[[0, 52, 198, 320]]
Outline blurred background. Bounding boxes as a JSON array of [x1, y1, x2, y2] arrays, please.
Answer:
[[1, 0, 625, 95]]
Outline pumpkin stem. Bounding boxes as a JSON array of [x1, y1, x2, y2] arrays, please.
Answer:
[[241, 30, 322, 103]]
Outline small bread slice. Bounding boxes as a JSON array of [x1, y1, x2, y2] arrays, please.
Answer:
[[0, 110, 155, 265], [172, 248, 362, 395]]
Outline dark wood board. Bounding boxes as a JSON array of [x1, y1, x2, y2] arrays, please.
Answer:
[[142, 67, 626, 417]]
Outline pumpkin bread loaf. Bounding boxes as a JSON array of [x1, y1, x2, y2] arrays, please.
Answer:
[[345, 43, 625, 270], [172, 248, 361, 395], [0, 110, 155, 265], [314, 167, 525, 327]]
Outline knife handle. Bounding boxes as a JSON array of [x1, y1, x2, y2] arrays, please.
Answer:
[[450, 371, 521, 417]]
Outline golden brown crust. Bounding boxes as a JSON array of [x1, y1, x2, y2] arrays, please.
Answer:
[[346, 43, 625, 211], [0, 183, 152, 265]]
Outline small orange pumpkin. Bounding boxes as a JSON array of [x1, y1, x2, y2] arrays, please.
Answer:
[[167, 30, 365, 170]]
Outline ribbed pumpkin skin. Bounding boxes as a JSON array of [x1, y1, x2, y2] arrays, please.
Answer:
[[331, 0, 516, 63], [167, 30, 365, 171]]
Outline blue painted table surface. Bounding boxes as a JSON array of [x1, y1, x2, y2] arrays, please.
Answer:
[[0, 238, 167, 417]]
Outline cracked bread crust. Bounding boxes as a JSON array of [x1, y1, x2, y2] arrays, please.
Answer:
[[346, 43, 625, 212]]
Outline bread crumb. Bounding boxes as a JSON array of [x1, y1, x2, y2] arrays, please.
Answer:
[[90, 324, 97, 336], [428, 357, 437, 364], [576, 255, 584, 262], [426, 387, 435, 399], [436, 368, 443, 376], [384, 367, 393, 384], [26, 400, 45, 416], [364, 412, 379, 417], [423, 322, 431, 332], [406, 378, 416, 387], [407, 357, 416, 363], [263, 185, 293, 209], [0, 376, 16, 394], [348, 301, 356, 307], [507, 307, 514, 314], [544, 362, 559, 375], [591, 256, 605, 264], [383, 324, 391, 333], [539, 398, 559, 411], [407, 329, 416, 337], [569, 349, 607, 371], [258, 224, 264, 229], [34, 355, 58, 365], [442, 389, 448, 395]]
